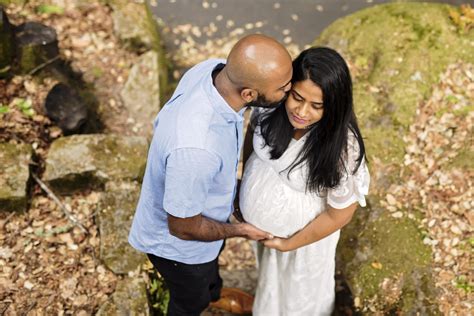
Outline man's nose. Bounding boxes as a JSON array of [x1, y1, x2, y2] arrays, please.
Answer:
[[284, 83, 292, 93]]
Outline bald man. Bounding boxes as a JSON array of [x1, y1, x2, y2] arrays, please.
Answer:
[[129, 34, 292, 315]]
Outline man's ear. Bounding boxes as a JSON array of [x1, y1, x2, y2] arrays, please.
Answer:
[[240, 88, 257, 102]]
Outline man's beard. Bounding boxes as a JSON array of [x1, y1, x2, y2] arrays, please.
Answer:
[[246, 93, 287, 109]]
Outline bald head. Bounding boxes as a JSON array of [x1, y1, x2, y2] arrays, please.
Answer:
[[225, 34, 292, 90]]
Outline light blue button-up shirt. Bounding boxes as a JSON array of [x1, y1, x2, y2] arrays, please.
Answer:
[[128, 59, 245, 264]]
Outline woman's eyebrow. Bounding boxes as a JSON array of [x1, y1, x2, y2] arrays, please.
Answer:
[[292, 89, 304, 99], [292, 89, 323, 105]]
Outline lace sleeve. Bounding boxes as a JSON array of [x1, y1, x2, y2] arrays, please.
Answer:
[[327, 134, 370, 209]]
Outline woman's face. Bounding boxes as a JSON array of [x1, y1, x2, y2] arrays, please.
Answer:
[[285, 79, 324, 130]]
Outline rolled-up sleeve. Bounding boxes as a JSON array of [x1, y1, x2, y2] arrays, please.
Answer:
[[163, 148, 221, 218]]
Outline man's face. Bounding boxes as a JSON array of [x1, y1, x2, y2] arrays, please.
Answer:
[[246, 91, 288, 108], [249, 62, 293, 108]]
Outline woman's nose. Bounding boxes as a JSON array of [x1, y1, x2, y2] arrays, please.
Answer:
[[296, 104, 308, 117]]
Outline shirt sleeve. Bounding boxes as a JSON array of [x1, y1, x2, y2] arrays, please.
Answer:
[[163, 148, 221, 218], [327, 134, 370, 209]]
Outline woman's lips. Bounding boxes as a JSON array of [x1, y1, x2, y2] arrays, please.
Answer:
[[291, 113, 307, 125]]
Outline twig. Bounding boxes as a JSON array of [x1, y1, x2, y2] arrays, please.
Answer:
[[0, 212, 16, 230], [31, 173, 88, 234], [27, 55, 60, 76]]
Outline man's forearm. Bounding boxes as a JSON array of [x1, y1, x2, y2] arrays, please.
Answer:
[[169, 214, 246, 241]]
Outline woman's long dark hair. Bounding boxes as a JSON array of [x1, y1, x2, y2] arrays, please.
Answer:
[[255, 47, 366, 193]]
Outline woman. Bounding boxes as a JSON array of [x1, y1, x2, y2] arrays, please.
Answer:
[[239, 47, 370, 315]]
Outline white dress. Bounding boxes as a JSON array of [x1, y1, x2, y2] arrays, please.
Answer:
[[239, 126, 370, 316]]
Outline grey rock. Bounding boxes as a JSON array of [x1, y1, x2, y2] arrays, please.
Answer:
[[98, 181, 146, 274], [97, 276, 150, 316], [120, 51, 160, 136], [43, 134, 148, 194], [14, 21, 59, 74], [0, 143, 32, 212], [44, 83, 89, 135], [110, 1, 153, 49]]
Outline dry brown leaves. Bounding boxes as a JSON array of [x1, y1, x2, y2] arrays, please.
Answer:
[[380, 62, 474, 314], [3, 1, 140, 140], [158, 19, 303, 76], [1, 1, 143, 314], [0, 192, 118, 315]]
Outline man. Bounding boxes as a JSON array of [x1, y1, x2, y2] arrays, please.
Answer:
[[128, 34, 292, 315]]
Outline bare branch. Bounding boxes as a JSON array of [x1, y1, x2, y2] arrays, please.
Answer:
[[31, 173, 88, 234]]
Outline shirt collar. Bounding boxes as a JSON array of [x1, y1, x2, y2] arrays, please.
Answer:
[[203, 61, 245, 123]]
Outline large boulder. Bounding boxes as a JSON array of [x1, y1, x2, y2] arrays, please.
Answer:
[[315, 3, 473, 170], [97, 276, 150, 316], [120, 50, 160, 136], [98, 181, 146, 274], [0, 143, 31, 212], [43, 134, 148, 194], [314, 3, 473, 313]]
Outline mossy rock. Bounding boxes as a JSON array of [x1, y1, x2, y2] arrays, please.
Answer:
[[14, 22, 60, 75], [315, 2, 473, 169], [120, 50, 160, 137], [313, 3, 474, 313], [97, 276, 150, 316], [337, 204, 438, 314], [43, 134, 148, 194], [108, 0, 170, 106], [109, 1, 153, 50], [0, 143, 32, 212], [97, 181, 146, 274]]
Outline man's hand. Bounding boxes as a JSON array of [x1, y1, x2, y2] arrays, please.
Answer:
[[238, 223, 273, 241], [262, 237, 291, 252]]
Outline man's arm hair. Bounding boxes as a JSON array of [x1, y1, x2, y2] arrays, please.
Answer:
[[167, 213, 270, 241]]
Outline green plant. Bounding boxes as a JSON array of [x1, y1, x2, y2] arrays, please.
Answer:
[[149, 273, 170, 316], [36, 4, 64, 15], [12, 98, 35, 117], [454, 275, 473, 293], [0, 104, 9, 114]]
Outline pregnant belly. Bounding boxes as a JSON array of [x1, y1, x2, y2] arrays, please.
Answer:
[[239, 155, 323, 238]]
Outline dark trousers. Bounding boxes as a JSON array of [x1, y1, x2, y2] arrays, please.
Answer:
[[147, 253, 223, 316]]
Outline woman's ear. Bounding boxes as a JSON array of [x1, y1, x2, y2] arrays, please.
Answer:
[[240, 88, 257, 102]]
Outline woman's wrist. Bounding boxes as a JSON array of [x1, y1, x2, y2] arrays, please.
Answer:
[[282, 237, 295, 252]]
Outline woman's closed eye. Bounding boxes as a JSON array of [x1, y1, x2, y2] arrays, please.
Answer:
[[311, 102, 324, 110], [291, 91, 304, 102], [291, 90, 323, 110]]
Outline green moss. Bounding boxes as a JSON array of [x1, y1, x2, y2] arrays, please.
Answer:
[[314, 3, 474, 169], [448, 147, 474, 170], [344, 208, 433, 311], [43, 135, 147, 194], [0, 0, 26, 5]]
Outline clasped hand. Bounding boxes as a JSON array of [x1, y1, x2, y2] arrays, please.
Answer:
[[261, 237, 291, 252]]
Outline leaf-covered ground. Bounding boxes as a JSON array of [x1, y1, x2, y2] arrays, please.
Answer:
[[0, 1, 472, 315], [379, 62, 473, 314], [0, 2, 138, 314]]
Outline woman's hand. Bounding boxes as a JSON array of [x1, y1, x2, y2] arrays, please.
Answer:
[[262, 237, 291, 252]]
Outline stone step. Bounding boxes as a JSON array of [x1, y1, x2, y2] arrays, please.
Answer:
[[0, 142, 32, 212]]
